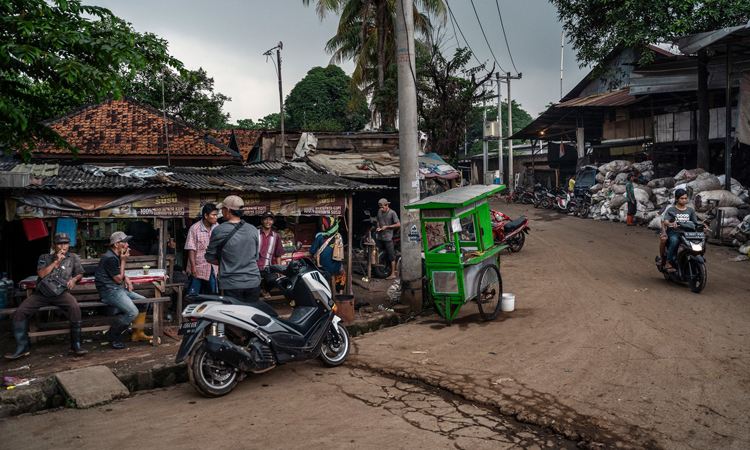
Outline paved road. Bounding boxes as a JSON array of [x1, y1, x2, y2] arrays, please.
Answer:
[[350, 201, 750, 449], [0, 362, 574, 450]]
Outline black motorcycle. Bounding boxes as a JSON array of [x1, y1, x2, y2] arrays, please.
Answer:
[[656, 221, 709, 293], [574, 192, 593, 218]]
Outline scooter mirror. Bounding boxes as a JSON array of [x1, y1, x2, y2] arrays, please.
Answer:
[[364, 210, 371, 217], [296, 241, 303, 250], [706, 214, 716, 221]]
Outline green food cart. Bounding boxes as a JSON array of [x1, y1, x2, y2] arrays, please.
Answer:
[[405, 185, 506, 324]]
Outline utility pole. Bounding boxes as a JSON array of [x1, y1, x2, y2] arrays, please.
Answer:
[[482, 90, 488, 184], [506, 72, 522, 190], [396, 0, 422, 311], [264, 42, 285, 160], [496, 72, 503, 186], [560, 31, 565, 100]]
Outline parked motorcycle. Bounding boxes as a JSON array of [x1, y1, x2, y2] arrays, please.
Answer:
[[490, 210, 531, 252], [656, 220, 710, 293], [573, 192, 593, 218], [359, 210, 401, 279], [176, 258, 350, 397], [554, 191, 577, 214]]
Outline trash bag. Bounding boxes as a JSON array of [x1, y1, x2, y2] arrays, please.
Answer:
[[640, 170, 654, 182], [674, 168, 706, 183], [590, 183, 603, 193], [610, 184, 626, 195], [687, 173, 722, 194], [648, 177, 676, 189], [595, 172, 606, 184], [614, 172, 630, 185], [634, 188, 650, 205], [633, 161, 654, 172], [739, 244, 750, 255], [599, 160, 633, 174], [694, 190, 745, 211], [635, 184, 653, 198], [716, 175, 746, 197], [722, 217, 741, 228], [609, 195, 627, 209], [719, 207, 739, 218], [648, 215, 663, 229]]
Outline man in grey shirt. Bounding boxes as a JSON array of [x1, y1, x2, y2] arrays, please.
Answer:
[[376, 198, 400, 280], [205, 195, 276, 316]]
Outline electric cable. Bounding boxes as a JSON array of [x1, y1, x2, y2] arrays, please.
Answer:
[[495, 0, 519, 74], [444, 0, 484, 67], [468, 0, 506, 74]]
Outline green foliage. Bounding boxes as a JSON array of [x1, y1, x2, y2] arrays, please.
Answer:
[[549, 0, 750, 77], [284, 65, 369, 131], [119, 67, 231, 130], [0, 0, 182, 160], [416, 45, 494, 166], [236, 113, 289, 130]]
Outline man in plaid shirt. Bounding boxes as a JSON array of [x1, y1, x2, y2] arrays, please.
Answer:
[[185, 204, 219, 295]]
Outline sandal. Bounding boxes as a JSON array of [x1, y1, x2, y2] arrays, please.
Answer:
[[263, 291, 271, 300]]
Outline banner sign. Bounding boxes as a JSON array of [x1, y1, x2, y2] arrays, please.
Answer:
[[189, 192, 346, 217], [14, 192, 190, 219]]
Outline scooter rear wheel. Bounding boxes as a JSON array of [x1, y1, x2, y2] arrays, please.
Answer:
[[188, 344, 239, 398], [319, 323, 351, 367], [508, 232, 525, 253]]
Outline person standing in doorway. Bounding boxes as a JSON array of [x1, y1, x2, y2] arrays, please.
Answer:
[[308, 216, 346, 295], [376, 198, 400, 280], [205, 196, 277, 316], [257, 211, 285, 300], [184, 204, 219, 295], [626, 174, 637, 226]]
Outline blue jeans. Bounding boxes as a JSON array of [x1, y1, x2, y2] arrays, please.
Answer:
[[101, 289, 148, 326], [188, 271, 217, 296], [666, 230, 681, 265]]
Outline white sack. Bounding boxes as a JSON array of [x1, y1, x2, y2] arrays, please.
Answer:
[[648, 177, 676, 189], [599, 160, 632, 174], [634, 188, 650, 205], [609, 195, 627, 210], [610, 184, 626, 195], [674, 168, 706, 183], [595, 172, 605, 184], [719, 207, 739, 218], [633, 161, 654, 172], [648, 215, 663, 229], [687, 173, 722, 194], [694, 190, 745, 211]]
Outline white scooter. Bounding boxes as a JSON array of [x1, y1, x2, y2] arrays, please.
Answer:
[[175, 258, 350, 397]]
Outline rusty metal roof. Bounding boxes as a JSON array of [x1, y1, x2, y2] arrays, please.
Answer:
[[556, 88, 642, 108]]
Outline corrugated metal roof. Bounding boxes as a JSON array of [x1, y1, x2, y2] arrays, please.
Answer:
[[556, 88, 642, 108], [630, 54, 750, 95], [677, 22, 750, 55], [0, 161, 386, 192]]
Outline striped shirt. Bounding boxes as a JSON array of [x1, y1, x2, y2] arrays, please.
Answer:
[[185, 220, 218, 281]]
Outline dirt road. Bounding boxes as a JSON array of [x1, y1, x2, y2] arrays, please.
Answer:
[[349, 201, 750, 449], [0, 362, 575, 450]]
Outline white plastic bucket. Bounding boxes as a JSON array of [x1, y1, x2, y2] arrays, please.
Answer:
[[501, 293, 515, 312]]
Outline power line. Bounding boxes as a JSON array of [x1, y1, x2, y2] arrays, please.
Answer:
[[468, 0, 506, 74], [444, 0, 483, 67], [495, 0, 519, 74]]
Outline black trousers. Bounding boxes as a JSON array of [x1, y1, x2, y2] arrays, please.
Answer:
[[377, 239, 396, 263], [14, 291, 81, 323], [627, 201, 637, 216]]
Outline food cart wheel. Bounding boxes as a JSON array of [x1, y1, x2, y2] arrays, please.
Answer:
[[476, 265, 502, 321]]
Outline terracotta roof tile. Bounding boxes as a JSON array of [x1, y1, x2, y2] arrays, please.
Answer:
[[231, 129, 263, 161], [36, 97, 240, 160]]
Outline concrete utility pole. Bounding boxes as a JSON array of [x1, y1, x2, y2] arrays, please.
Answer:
[[506, 72, 522, 190], [395, 0, 422, 311], [264, 42, 285, 160], [496, 72, 503, 185], [482, 91, 488, 184]]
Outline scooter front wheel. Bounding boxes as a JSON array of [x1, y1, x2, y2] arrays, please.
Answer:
[[318, 322, 351, 367], [688, 260, 707, 293], [188, 344, 239, 398]]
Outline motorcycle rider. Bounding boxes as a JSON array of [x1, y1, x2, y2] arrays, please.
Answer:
[[662, 189, 697, 273]]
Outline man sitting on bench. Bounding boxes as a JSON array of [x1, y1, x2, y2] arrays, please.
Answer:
[[5, 233, 87, 360], [97, 231, 152, 349]]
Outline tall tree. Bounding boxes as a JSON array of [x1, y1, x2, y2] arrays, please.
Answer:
[[303, 0, 446, 128], [236, 113, 289, 130], [0, 0, 182, 160], [120, 67, 231, 130], [416, 44, 494, 165], [549, 0, 750, 170], [285, 65, 369, 132]]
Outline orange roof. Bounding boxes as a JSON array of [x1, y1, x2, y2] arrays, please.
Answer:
[[36, 97, 240, 160], [231, 129, 263, 161]]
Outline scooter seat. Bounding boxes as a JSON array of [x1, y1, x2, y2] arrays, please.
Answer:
[[503, 217, 527, 233], [186, 294, 279, 317]]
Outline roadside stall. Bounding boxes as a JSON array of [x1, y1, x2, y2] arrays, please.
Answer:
[[405, 185, 506, 325]]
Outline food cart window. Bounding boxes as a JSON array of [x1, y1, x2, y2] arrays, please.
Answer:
[[425, 221, 454, 253], [459, 214, 476, 242], [432, 271, 459, 294]]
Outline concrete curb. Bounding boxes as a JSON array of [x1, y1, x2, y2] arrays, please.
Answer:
[[0, 311, 403, 418]]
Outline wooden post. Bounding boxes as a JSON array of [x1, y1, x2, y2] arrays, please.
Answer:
[[346, 192, 353, 295], [157, 218, 167, 270]]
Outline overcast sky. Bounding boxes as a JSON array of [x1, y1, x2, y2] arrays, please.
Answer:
[[93, 0, 588, 123]]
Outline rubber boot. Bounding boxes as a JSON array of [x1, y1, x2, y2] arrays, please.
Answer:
[[103, 321, 128, 349], [5, 321, 30, 360], [69, 321, 88, 356], [130, 312, 153, 342], [626, 215, 634, 226]]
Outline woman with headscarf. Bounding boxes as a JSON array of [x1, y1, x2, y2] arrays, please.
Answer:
[[307, 216, 346, 294]]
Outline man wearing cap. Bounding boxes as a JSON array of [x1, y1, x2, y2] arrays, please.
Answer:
[[95, 231, 152, 349], [376, 198, 400, 280], [185, 203, 219, 295], [205, 196, 274, 315], [6, 233, 87, 359], [257, 211, 285, 299]]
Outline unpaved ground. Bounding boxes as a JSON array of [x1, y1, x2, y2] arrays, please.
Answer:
[[0, 362, 576, 450], [349, 201, 750, 449]]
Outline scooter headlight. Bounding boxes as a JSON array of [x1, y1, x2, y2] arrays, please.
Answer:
[[691, 243, 703, 252]]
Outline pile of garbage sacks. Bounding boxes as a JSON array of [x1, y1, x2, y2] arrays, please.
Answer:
[[584, 160, 750, 255]]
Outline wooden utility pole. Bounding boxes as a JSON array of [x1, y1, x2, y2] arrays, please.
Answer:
[[506, 72, 522, 190]]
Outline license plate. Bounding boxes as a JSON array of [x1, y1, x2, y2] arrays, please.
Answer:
[[684, 232, 705, 239], [178, 321, 199, 335]]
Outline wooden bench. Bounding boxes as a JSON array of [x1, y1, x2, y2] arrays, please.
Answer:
[[0, 297, 170, 346]]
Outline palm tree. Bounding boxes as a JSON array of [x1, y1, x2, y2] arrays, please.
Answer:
[[303, 0, 445, 128]]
